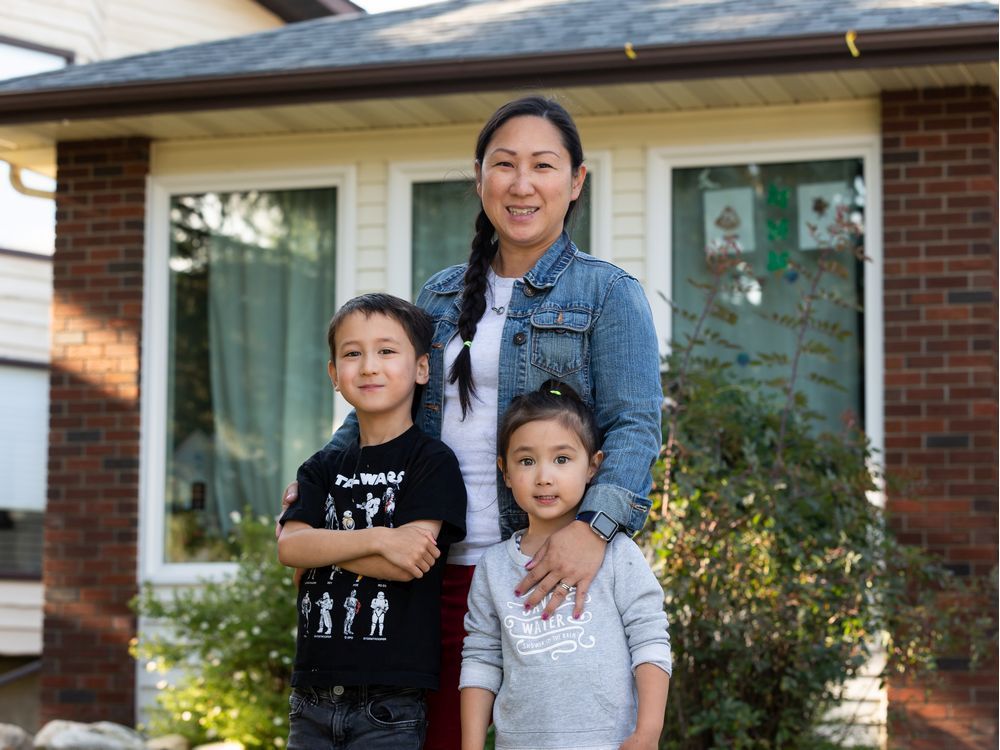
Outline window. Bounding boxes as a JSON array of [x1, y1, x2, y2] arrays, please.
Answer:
[[648, 141, 883, 442], [0, 38, 67, 577], [144, 170, 356, 578], [0, 362, 48, 577], [389, 157, 605, 301]]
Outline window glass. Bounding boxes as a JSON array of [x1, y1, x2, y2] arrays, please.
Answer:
[[410, 177, 592, 300], [671, 159, 865, 432], [165, 188, 337, 562], [411, 180, 479, 299], [0, 364, 48, 576]]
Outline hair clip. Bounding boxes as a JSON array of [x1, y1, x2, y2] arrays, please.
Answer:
[[463, 340, 472, 348], [549, 389, 562, 396]]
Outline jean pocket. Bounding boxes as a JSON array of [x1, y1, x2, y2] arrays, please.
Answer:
[[529, 308, 591, 378], [288, 689, 310, 719], [364, 688, 427, 729]]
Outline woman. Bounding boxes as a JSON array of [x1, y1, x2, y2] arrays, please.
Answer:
[[283, 95, 662, 749]]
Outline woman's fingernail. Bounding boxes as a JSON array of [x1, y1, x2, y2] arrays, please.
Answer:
[[513, 589, 521, 597], [541, 613, 549, 621]]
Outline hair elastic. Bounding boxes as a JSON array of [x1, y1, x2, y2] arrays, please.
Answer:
[[463, 340, 472, 348]]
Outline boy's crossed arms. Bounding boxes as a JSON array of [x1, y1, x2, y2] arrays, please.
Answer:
[[278, 518, 442, 582]]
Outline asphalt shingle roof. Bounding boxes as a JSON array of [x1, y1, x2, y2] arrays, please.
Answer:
[[0, 0, 996, 94]]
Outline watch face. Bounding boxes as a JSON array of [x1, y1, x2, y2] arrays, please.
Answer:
[[592, 512, 618, 539]]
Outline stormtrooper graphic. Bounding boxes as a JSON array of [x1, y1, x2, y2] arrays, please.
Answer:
[[369, 590, 390, 637], [342, 510, 355, 530], [358, 492, 381, 528], [343, 588, 360, 636], [316, 592, 333, 636], [382, 487, 396, 528], [324, 493, 339, 530], [300, 592, 312, 634]]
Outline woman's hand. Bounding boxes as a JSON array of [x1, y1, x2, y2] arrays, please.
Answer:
[[618, 730, 660, 750], [515, 521, 606, 619], [274, 481, 300, 539]]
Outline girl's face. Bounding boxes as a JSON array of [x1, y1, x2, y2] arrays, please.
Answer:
[[475, 115, 586, 261], [499, 417, 603, 527]]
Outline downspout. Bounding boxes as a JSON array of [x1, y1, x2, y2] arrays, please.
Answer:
[[4, 161, 55, 200]]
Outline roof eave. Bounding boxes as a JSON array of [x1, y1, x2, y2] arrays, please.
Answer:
[[0, 23, 994, 126]]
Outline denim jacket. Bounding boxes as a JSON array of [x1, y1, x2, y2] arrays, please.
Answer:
[[328, 233, 661, 540]]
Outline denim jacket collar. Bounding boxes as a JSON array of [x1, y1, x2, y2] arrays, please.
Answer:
[[421, 232, 576, 296], [521, 232, 576, 290]]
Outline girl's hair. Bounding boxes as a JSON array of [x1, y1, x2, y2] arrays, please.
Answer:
[[450, 95, 585, 418], [497, 380, 601, 467]]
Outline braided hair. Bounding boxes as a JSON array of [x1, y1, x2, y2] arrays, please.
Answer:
[[450, 95, 586, 417]]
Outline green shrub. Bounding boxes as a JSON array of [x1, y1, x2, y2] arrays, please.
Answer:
[[644, 220, 994, 748], [132, 511, 296, 748]]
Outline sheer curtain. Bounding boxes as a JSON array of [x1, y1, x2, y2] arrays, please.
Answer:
[[203, 189, 337, 539]]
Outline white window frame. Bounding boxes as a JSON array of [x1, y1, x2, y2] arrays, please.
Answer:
[[386, 152, 612, 299], [140, 167, 356, 583], [646, 136, 884, 465]]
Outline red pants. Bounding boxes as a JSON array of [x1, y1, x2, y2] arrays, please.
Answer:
[[424, 564, 476, 750]]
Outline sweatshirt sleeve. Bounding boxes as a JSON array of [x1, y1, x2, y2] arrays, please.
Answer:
[[459, 555, 504, 694], [611, 537, 672, 676]]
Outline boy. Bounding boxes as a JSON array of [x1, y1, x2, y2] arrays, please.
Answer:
[[278, 293, 467, 750]]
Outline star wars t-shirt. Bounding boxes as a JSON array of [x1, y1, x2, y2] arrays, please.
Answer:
[[280, 424, 467, 689]]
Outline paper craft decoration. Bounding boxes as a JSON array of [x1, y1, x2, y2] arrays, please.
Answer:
[[797, 181, 850, 250], [703, 187, 755, 254]]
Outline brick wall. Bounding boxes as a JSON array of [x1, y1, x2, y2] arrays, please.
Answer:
[[43, 138, 149, 724], [882, 86, 998, 749]]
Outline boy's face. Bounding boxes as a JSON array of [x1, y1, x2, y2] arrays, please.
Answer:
[[328, 311, 429, 421]]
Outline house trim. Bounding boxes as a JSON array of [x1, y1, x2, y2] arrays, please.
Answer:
[[646, 134, 884, 460], [139, 165, 357, 585], [0, 24, 994, 125], [0, 34, 74, 63]]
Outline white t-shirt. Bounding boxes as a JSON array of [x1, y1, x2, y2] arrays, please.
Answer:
[[441, 271, 515, 565]]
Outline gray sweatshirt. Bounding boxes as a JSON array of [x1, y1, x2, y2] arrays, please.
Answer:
[[460, 533, 672, 750]]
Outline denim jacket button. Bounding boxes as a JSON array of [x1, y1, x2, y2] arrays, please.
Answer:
[[523, 285, 537, 297], [513, 332, 527, 345]]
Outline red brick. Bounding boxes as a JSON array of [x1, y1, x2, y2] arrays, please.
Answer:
[[43, 137, 149, 727]]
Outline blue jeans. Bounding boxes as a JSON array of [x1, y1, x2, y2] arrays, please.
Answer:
[[286, 685, 427, 750]]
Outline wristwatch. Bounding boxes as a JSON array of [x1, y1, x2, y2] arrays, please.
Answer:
[[575, 510, 620, 542]]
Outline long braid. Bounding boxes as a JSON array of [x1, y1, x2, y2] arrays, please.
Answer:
[[448, 207, 497, 417]]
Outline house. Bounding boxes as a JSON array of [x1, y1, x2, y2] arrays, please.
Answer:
[[0, 0, 994, 745], [0, 0, 361, 733]]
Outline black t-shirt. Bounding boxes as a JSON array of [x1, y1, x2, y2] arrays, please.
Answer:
[[280, 424, 466, 689]]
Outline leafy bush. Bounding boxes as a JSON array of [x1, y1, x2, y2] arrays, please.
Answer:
[[643, 220, 994, 748], [132, 511, 296, 748]]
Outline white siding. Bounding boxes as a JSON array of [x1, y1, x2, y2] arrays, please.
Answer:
[[0, 581, 43, 655], [1, 0, 281, 64]]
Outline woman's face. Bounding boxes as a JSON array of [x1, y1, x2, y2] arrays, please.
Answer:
[[475, 115, 586, 261]]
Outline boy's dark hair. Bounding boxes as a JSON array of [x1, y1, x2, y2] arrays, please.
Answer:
[[497, 379, 601, 466], [327, 293, 434, 361]]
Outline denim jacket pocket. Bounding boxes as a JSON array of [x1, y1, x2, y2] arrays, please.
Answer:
[[529, 307, 592, 378]]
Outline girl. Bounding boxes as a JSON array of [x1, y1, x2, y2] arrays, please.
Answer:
[[459, 382, 671, 750]]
